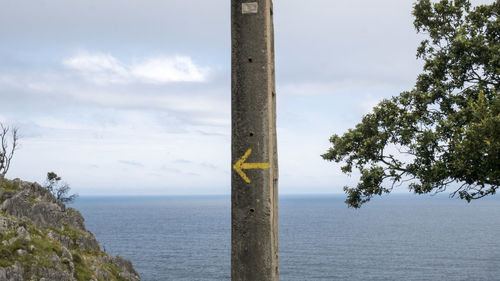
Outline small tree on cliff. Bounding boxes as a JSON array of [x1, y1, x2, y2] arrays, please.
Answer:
[[0, 123, 19, 181], [44, 172, 79, 203], [322, 0, 499, 208]]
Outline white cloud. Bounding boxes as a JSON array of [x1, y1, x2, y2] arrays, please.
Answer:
[[64, 52, 126, 74], [63, 51, 210, 84], [0, 67, 229, 128], [63, 51, 128, 84], [131, 56, 209, 83]]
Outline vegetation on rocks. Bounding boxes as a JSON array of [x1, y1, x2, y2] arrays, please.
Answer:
[[0, 178, 141, 281]]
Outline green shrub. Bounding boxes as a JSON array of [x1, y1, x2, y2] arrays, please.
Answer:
[[0, 180, 19, 193], [72, 253, 82, 264]]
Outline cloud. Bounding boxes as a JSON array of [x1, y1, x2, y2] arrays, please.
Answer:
[[63, 51, 210, 84], [119, 160, 144, 167], [160, 165, 182, 173], [131, 56, 209, 83], [199, 162, 221, 171], [0, 54, 227, 128], [63, 52, 128, 84]]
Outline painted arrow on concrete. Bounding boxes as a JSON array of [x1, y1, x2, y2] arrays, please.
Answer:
[[233, 148, 270, 184]]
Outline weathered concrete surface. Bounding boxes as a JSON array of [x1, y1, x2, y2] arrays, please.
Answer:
[[231, 0, 279, 280]]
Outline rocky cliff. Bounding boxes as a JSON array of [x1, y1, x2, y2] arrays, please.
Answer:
[[0, 178, 141, 281]]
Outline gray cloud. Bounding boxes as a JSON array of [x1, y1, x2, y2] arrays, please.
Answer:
[[199, 162, 221, 171], [0, 0, 228, 56], [174, 159, 192, 164], [160, 165, 182, 174], [119, 160, 144, 168]]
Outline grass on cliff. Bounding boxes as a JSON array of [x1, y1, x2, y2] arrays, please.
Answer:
[[0, 219, 62, 270], [0, 180, 20, 204], [0, 215, 61, 272], [72, 253, 95, 281], [49, 224, 88, 248], [0, 230, 18, 267], [104, 263, 129, 281], [0, 179, 19, 193], [0, 219, 131, 281], [0, 185, 132, 281]]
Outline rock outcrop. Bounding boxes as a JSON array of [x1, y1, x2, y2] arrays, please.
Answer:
[[0, 178, 141, 281]]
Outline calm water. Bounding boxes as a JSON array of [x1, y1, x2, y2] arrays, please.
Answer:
[[73, 195, 500, 281]]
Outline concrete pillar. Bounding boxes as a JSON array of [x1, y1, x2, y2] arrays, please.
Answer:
[[231, 0, 279, 280]]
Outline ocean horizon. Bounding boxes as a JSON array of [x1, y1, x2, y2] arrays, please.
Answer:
[[73, 194, 500, 281]]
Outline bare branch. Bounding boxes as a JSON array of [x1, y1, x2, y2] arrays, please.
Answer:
[[0, 123, 19, 176], [43, 172, 78, 203], [3, 127, 18, 174]]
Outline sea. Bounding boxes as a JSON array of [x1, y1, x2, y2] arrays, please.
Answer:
[[72, 194, 500, 281]]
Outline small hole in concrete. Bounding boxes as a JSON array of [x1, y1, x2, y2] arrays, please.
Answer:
[[249, 132, 254, 137], [249, 208, 255, 213], [248, 58, 253, 63]]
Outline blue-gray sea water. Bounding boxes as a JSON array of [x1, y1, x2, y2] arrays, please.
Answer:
[[73, 195, 500, 281]]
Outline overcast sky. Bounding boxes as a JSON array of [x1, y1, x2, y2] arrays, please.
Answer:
[[0, 0, 490, 195]]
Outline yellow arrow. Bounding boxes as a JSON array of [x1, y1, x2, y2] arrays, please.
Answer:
[[233, 148, 270, 184]]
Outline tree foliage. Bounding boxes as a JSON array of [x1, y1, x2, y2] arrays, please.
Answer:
[[44, 172, 78, 203], [322, 0, 499, 208], [0, 123, 19, 179]]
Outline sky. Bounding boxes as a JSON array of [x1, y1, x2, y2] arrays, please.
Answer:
[[0, 0, 490, 196]]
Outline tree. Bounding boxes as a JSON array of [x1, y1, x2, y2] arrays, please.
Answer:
[[44, 172, 78, 203], [0, 123, 19, 181], [322, 0, 499, 208]]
